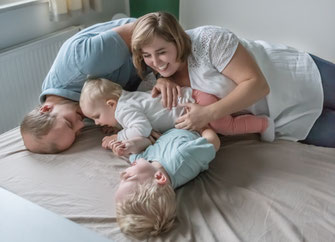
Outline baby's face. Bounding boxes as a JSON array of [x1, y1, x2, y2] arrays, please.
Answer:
[[81, 99, 118, 127], [115, 159, 157, 202]]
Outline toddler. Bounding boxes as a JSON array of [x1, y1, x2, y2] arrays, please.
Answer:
[[112, 128, 220, 239], [79, 78, 274, 152]]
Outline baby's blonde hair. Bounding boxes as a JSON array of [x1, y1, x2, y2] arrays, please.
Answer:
[[80, 78, 123, 106], [116, 180, 176, 240], [131, 11, 192, 79]]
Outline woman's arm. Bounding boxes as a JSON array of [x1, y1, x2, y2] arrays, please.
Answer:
[[211, 43, 269, 120], [175, 44, 269, 130]]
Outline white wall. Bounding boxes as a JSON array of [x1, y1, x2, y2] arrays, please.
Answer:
[[0, 0, 127, 50], [180, 0, 335, 62]]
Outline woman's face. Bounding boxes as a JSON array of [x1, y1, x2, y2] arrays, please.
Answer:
[[141, 35, 182, 77]]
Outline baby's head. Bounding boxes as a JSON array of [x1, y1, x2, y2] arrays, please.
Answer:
[[115, 158, 176, 239], [79, 78, 122, 127]]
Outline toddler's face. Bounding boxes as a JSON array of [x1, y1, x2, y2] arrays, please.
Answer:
[[81, 99, 118, 127], [115, 159, 157, 202]]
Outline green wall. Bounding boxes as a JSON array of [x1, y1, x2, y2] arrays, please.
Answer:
[[129, 0, 179, 19]]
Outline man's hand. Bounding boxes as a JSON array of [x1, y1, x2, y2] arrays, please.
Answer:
[[152, 78, 181, 109]]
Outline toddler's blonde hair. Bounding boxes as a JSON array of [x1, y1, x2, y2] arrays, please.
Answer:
[[116, 180, 176, 240]]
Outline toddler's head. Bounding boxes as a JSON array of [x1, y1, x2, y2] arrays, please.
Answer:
[[80, 78, 122, 127], [115, 158, 176, 239]]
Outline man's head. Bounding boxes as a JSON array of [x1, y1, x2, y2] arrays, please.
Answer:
[[21, 99, 84, 153], [115, 159, 176, 239], [79, 78, 122, 127]]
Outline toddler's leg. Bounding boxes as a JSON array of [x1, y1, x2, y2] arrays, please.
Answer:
[[201, 128, 220, 151], [210, 114, 268, 135], [192, 89, 268, 135]]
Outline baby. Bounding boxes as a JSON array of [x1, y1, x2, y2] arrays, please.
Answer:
[[112, 128, 220, 239], [79, 78, 274, 153]]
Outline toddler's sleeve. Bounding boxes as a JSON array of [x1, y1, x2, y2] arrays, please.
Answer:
[[116, 107, 153, 141]]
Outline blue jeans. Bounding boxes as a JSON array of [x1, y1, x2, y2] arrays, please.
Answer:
[[301, 54, 335, 147]]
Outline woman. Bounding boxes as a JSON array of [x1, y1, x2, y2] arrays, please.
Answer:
[[131, 12, 335, 148]]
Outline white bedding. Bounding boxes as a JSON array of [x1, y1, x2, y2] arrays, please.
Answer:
[[0, 125, 334, 241]]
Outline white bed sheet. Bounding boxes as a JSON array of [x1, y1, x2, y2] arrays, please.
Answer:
[[0, 125, 334, 241]]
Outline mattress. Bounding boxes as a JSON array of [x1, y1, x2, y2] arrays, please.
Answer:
[[0, 125, 334, 241]]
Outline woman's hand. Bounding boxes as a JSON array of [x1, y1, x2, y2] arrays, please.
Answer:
[[175, 103, 211, 131], [152, 77, 181, 109]]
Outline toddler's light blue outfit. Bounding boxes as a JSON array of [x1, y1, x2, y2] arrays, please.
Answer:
[[129, 129, 216, 189]]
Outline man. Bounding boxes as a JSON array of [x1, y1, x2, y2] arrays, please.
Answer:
[[21, 17, 140, 153]]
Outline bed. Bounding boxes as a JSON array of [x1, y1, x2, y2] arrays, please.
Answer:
[[0, 124, 334, 241]]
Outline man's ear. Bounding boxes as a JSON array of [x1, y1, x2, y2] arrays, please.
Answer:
[[106, 99, 117, 108], [154, 171, 167, 185], [40, 104, 53, 113]]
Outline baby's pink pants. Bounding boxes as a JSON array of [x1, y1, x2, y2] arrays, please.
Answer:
[[192, 89, 268, 135]]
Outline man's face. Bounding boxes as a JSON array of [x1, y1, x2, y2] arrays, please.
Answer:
[[45, 101, 85, 151], [23, 101, 85, 153]]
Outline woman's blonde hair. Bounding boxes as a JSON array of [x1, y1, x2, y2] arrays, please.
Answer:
[[116, 180, 176, 240], [80, 78, 122, 105], [131, 12, 192, 79]]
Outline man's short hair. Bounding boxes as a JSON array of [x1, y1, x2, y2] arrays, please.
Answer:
[[20, 106, 60, 153], [116, 180, 176, 239]]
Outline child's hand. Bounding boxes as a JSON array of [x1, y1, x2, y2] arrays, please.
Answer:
[[107, 136, 153, 156], [109, 140, 128, 156], [102, 134, 118, 149], [149, 130, 161, 144]]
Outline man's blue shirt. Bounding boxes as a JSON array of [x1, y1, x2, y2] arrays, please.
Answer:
[[40, 18, 138, 103]]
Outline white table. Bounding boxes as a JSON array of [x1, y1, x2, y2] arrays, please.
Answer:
[[0, 188, 113, 242]]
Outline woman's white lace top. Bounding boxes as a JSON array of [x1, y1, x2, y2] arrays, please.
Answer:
[[186, 26, 323, 141]]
